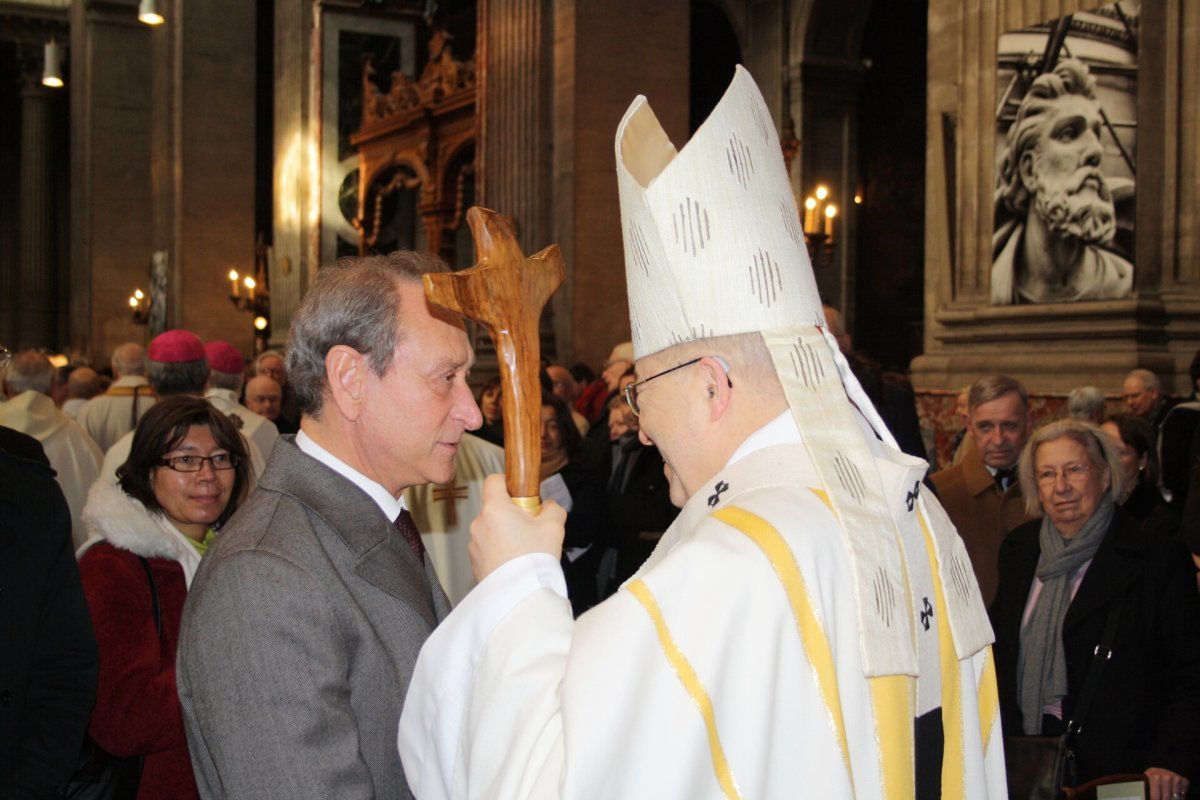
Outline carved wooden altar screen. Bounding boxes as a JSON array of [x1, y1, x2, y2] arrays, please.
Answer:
[[350, 28, 477, 266]]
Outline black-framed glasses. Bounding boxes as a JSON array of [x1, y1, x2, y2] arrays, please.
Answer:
[[159, 453, 240, 472], [623, 356, 732, 417]]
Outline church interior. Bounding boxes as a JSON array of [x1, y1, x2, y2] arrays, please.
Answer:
[[1, 0, 1197, 466]]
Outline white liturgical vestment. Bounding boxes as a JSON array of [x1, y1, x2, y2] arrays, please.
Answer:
[[404, 433, 506, 605], [75, 375, 157, 453], [204, 387, 280, 460], [399, 414, 1007, 799], [0, 390, 102, 549]]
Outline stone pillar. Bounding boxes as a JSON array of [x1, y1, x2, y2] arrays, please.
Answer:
[[549, 0, 689, 369], [477, 0, 553, 365], [70, 0, 155, 362], [268, 0, 317, 350], [17, 77, 55, 350], [148, 0, 256, 352], [480, 0, 551, 256]]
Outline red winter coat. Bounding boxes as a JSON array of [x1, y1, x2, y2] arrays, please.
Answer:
[[77, 482, 200, 800]]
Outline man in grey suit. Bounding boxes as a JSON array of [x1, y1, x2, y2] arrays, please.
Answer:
[[177, 250, 483, 798]]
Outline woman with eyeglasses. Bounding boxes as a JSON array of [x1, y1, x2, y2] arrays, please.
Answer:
[[76, 396, 250, 799], [990, 418, 1200, 800]]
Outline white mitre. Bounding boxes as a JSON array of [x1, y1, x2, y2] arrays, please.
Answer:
[[615, 66, 992, 677]]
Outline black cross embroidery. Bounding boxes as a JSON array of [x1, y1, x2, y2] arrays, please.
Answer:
[[707, 480, 729, 508], [905, 481, 920, 512], [920, 597, 933, 631]]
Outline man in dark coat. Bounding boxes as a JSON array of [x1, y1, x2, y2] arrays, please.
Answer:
[[0, 447, 99, 797]]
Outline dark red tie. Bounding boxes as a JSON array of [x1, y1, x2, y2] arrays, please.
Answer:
[[394, 509, 426, 560]]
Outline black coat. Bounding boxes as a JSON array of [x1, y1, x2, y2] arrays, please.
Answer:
[[0, 452, 98, 798], [990, 508, 1200, 787], [607, 441, 678, 586]]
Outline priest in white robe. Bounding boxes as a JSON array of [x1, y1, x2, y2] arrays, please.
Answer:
[[399, 66, 1007, 800]]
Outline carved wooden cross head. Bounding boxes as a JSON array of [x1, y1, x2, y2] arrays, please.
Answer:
[[424, 206, 565, 511]]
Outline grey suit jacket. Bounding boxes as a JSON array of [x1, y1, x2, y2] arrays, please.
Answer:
[[177, 436, 450, 799]]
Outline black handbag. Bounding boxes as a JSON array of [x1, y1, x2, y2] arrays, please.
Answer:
[[58, 557, 162, 800], [1005, 593, 1126, 800], [1005, 734, 1072, 800]]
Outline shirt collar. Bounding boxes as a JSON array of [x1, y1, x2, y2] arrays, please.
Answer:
[[295, 429, 406, 521], [727, 411, 802, 468]]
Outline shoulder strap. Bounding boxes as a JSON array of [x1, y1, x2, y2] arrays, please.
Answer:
[[137, 556, 164, 639], [1065, 591, 1126, 741]]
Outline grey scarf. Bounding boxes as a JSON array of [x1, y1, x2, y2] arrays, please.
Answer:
[[1016, 493, 1115, 734]]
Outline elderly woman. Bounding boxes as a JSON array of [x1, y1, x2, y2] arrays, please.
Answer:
[[991, 418, 1200, 800], [1100, 413, 1178, 537], [77, 396, 250, 799]]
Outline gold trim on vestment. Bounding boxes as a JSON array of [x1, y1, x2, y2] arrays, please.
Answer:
[[712, 505, 854, 792], [978, 647, 1000, 752], [869, 674, 916, 800], [627, 580, 743, 800]]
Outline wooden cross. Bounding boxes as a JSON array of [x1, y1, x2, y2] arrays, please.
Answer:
[[424, 206, 565, 512]]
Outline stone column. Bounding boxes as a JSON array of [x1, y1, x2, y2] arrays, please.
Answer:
[[477, 0, 553, 365], [146, 0, 256, 351], [548, 0, 689, 370], [17, 77, 56, 350], [480, 0, 551, 255], [70, 0, 155, 363], [269, 0, 317, 350]]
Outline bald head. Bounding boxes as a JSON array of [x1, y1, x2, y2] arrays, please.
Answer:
[[4, 350, 54, 397], [67, 367, 104, 400], [244, 374, 283, 421], [1122, 368, 1162, 418], [112, 343, 147, 378]]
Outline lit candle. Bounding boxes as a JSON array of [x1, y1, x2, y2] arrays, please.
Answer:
[[229, 270, 240, 298], [824, 204, 837, 239], [815, 185, 828, 201], [804, 197, 817, 233], [129, 295, 138, 309], [244, 275, 256, 302]]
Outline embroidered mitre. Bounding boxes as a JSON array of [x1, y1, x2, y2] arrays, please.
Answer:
[[614, 66, 992, 676]]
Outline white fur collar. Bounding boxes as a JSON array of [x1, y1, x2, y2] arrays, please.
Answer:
[[78, 481, 203, 585]]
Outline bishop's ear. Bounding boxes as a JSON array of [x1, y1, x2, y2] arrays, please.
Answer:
[[700, 356, 734, 420]]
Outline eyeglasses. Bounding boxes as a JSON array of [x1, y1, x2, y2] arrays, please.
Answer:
[[623, 356, 732, 417], [1035, 463, 1093, 486], [159, 453, 240, 472]]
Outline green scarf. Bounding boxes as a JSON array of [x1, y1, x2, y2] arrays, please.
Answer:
[[189, 527, 217, 556]]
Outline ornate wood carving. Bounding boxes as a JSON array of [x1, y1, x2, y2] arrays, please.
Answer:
[[351, 25, 477, 263]]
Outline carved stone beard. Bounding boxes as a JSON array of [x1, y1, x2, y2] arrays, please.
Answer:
[[1030, 155, 1117, 246]]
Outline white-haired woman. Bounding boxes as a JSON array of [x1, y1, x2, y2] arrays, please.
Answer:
[[990, 418, 1200, 800]]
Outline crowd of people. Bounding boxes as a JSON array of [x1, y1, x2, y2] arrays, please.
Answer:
[[1, 66, 1197, 800]]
